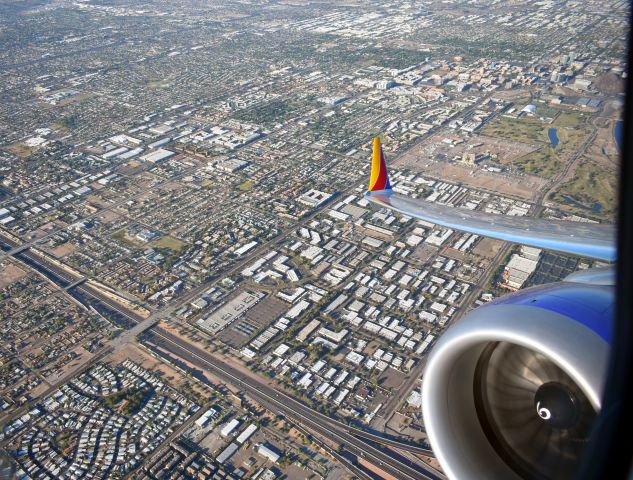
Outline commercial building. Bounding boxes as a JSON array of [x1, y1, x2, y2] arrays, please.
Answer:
[[221, 418, 241, 438], [256, 444, 281, 463]]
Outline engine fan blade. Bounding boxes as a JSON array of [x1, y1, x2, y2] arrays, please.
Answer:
[[474, 342, 597, 480]]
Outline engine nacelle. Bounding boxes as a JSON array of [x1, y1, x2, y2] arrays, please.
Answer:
[[422, 279, 614, 480]]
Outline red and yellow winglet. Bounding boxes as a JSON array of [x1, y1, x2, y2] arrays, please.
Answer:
[[368, 137, 392, 192]]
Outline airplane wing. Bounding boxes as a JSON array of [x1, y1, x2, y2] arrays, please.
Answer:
[[364, 138, 616, 262]]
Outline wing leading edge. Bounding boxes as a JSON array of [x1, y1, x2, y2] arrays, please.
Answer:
[[365, 138, 616, 262]]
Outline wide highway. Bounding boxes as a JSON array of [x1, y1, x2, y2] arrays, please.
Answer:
[[0, 231, 444, 480], [146, 327, 442, 480]]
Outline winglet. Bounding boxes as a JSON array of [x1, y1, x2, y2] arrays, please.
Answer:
[[368, 137, 392, 192]]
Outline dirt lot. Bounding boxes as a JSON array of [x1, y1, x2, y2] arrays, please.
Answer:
[[377, 367, 406, 389], [44, 345, 95, 384], [29, 221, 61, 240], [443, 247, 468, 262], [385, 411, 429, 444], [0, 262, 27, 288], [411, 244, 439, 263], [4, 143, 33, 158], [406, 131, 536, 165], [426, 161, 544, 200], [472, 237, 504, 259], [106, 342, 211, 398], [85, 192, 109, 209], [50, 242, 77, 258], [394, 131, 547, 200]]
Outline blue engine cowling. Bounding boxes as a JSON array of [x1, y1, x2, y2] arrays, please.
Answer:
[[422, 272, 614, 480]]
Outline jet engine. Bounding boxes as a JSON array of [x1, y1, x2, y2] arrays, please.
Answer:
[[422, 271, 614, 480]]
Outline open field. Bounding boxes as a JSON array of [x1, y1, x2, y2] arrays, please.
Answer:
[[238, 180, 254, 191], [4, 143, 33, 158], [378, 367, 406, 389], [482, 110, 587, 145], [480, 116, 545, 144], [146, 78, 171, 89], [416, 161, 547, 200], [472, 237, 505, 259], [395, 130, 547, 200], [0, 263, 27, 289], [107, 342, 212, 398], [585, 118, 620, 168], [550, 157, 618, 220], [532, 102, 563, 119], [151, 235, 186, 251], [50, 242, 78, 258], [513, 146, 560, 177], [556, 111, 588, 127], [111, 229, 143, 248], [404, 130, 537, 165]]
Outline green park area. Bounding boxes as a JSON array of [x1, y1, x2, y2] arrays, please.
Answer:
[[151, 235, 186, 252], [238, 180, 254, 191], [481, 115, 545, 144], [480, 109, 589, 177], [112, 229, 141, 248], [5, 143, 33, 158], [105, 388, 149, 416], [146, 77, 170, 89], [551, 158, 618, 220], [55, 115, 79, 132], [514, 147, 561, 178]]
